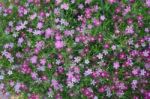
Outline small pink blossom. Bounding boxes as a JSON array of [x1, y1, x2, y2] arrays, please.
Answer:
[[55, 41, 64, 49], [146, 0, 150, 7], [125, 25, 134, 34], [113, 62, 120, 69], [61, 3, 69, 10], [37, 22, 43, 29], [45, 28, 53, 38], [30, 56, 38, 64], [40, 58, 46, 65]]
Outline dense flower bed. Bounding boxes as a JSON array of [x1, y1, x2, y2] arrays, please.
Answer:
[[0, 0, 150, 99]]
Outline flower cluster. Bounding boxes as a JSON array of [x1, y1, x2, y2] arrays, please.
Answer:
[[0, 0, 149, 99]]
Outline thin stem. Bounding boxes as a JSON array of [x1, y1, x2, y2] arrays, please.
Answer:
[[100, 0, 105, 14]]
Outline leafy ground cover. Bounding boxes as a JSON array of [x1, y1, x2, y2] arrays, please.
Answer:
[[0, 0, 150, 99]]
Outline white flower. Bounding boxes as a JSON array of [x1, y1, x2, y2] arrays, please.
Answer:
[[56, 60, 61, 65], [71, 77, 77, 83], [132, 80, 137, 85], [74, 56, 81, 63], [84, 69, 92, 76], [97, 53, 103, 59], [8, 70, 12, 75], [105, 87, 112, 97], [8, 57, 14, 63], [143, 50, 149, 57], [128, 39, 133, 45], [37, 66, 45, 71], [48, 91, 54, 97], [100, 15, 105, 21], [94, 96, 98, 99], [91, 80, 96, 85], [135, 44, 139, 48], [14, 83, 20, 93], [1, 50, 8, 56], [103, 50, 108, 55], [0, 75, 4, 80], [141, 43, 146, 47], [85, 59, 89, 64], [140, 69, 146, 76], [111, 45, 116, 50], [67, 82, 74, 88]]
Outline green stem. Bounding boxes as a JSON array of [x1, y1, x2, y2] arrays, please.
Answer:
[[100, 0, 105, 14]]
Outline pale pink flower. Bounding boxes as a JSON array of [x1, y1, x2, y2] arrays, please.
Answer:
[[40, 58, 46, 65], [45, 28, 53, 38], [37, 22, 43, 29], [30, 56, 38, 64], [33, 30, 43, 35], [100, 15, 105, 21], [113, 62, 120, 69], [123, 6, 131, 15], [61, 3, 69, 10], [55, 0, 62, 5], [108, 0, 116, 4], [125, 25, 134, 34], [93, 19, 101, 26], [30, 13, 37, 20], [85, 0, 91, 4], [132, 68, 139, 75], [146, 0, 150, 7], [31, 72, 37, 79]]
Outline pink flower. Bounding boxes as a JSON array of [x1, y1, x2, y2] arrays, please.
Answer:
[[55, 41, 64, 49], [123, 6, 131, 15], [132, 68, 139, 75], [61, 3, 69, 10], [125, 25, 134, 34], [48, 64, 52, 69], [30, 56, 38, 64], [55, 34, 62, 40], [85, 0, 91, 4], [55, 0, 62, 5], [100, 15, 105, 21], [145, 63, 150, 70], [40, 58, 46, 65], [93, 19, 101, 26], [31, 72, 37, 79], [45, 28, 53, 38], [146, 0, 150, 7], [113, 62, 120, 69], [108, 0, 116, 4], [37, 22, 43, 29], [29, 94, 39, 99], [33, 30, 43, 35], [30, 13, 37, 20]]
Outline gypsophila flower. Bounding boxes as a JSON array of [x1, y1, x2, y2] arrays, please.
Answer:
[[0, 1, 149, 98], [7, 70, 12, 75], [97, 53, 103, 59], [0, 75, 4, 80], [84, 59, 89, 64]]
